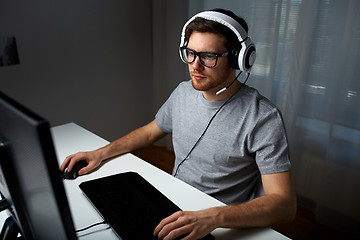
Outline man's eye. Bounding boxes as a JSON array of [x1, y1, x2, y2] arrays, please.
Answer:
[[202, 54, 216, 60], [187, 51, 195, 57]]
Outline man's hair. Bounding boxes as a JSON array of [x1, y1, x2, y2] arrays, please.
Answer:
[[184, 8, 248, 52]]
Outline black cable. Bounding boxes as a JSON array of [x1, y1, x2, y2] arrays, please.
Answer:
[[243, 72, 250, 85], [75, 221, 107, 233], [216, 71, 241, 95], [174, 72, 250, 177]]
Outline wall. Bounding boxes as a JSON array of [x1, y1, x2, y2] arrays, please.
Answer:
[[0, 0, 154, 141]]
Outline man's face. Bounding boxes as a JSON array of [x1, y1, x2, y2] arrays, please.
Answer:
[[187, 31, 234, 95]]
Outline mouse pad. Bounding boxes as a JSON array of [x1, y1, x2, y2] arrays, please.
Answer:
[[79, 172, 215, 240]]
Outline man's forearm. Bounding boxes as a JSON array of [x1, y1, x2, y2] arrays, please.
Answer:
[[97, 120, 167, 162], [215, 193, 296, 229], [97, 128, 149, 160]]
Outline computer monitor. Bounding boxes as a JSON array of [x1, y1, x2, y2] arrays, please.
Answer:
[[0, 91, 77, 240]]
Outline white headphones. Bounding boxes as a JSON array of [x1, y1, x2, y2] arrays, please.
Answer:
[[179, 11, 256, 72]]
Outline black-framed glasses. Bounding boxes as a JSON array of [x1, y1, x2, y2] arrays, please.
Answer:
[[180, 47, 228, 68]]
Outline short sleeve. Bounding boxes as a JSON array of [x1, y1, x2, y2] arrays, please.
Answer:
[[248, 106, 291, 175]]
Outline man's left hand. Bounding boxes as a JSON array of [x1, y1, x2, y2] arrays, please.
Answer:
[[153, 209, 218, 240]]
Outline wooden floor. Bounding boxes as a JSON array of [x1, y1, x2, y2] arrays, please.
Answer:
[[132, 145, 353, 240]]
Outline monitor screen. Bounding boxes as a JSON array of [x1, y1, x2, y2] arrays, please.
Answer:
[[0, 91, 77, 240]]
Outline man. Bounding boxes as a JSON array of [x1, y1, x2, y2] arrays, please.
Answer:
[[61, 9, 296, 240]]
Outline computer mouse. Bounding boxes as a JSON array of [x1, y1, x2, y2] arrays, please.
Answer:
[[61, 160, 88, 180]]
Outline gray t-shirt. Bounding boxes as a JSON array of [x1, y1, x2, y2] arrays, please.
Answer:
[[155, 80, 291, 204]]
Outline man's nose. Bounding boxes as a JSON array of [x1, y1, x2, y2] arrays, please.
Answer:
[[191, 55, 204, 70]]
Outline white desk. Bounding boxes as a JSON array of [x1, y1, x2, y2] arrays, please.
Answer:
[[1, 123, 289, 240]]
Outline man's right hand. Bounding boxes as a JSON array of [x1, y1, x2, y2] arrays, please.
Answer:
[[60, 150, 103, 176]]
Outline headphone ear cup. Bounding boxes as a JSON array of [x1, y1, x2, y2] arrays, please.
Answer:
[[237, 40, 256, 72], [244, 45, 256, 71], [229, 46, 241, 70], [179, 39, 188, 63]]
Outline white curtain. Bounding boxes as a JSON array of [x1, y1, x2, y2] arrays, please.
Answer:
[[183, 0, 360, 233]]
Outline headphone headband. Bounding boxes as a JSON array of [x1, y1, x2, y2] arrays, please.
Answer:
[[180, 10, 256, 72], [195, 11, 248, 41]]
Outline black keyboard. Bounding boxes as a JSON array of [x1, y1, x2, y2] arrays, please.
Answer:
[[79, 172, 215, 240]]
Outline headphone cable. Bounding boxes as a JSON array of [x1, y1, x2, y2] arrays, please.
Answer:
[[174, 72, 250, 177]]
